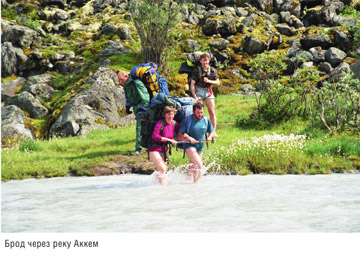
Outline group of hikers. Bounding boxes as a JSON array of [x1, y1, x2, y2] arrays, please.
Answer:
[[117, 52, 219, 184]]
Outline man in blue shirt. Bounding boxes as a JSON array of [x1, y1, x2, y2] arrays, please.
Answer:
[[177, 102, 215, 182]]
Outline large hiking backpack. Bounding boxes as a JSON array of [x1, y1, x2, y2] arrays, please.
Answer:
[[130, 62, 170, 98], [178, 51, 218, 74], [178, 52, 218, 93], [140, 93, 196, 153]]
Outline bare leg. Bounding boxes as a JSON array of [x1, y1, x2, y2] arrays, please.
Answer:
[[185, 148, 203, 183], [206, 98, 217, 136], [149, 151, 167, 185]]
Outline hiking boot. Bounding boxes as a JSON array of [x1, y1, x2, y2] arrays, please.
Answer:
[[130, 149, 142, 155]]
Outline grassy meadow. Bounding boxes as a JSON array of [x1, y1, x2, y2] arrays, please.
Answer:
[[1, 95, 360, 181]]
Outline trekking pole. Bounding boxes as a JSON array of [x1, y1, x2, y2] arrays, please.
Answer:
[[176, 139, 215, 144]]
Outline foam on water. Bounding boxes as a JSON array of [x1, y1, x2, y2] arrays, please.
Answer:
[[2, 171, 360, 232]]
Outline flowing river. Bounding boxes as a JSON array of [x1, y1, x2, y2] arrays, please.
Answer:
[[2, 171, 360, 233]]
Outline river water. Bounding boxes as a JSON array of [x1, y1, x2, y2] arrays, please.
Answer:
[[2, 171, 360, 233]]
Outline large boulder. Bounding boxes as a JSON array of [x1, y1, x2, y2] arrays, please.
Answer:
[[251, 0, 274, 14], [98, 41, 129, 58], [275, 24, 296, 36], [20, 74, 55, 101], [1, 77, 26, 103], [303, 2, 344, 26], [242, 34, 271, 55], [275, 0, 301, 18], [300, 34, 333, 50], [1, 25, 39, 48], [49, 67, 134, 137], [40, 0, 67, 8], [1, 105, 33, 142], [324, 47, 347, 67], [351, 60, 360, 81], [202, 16, 237, 37], [6, 92, 49, 118], [330, 62, 351, 82], [1, 42, 28, 77]]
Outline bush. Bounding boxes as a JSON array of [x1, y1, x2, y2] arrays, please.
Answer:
[[311, 72, 360, 134]]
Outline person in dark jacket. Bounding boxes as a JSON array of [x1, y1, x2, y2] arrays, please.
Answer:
[[118, 70, 150, 155]]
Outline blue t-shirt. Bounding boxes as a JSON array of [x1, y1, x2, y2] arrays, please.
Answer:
[[178, 115, 214, 152]]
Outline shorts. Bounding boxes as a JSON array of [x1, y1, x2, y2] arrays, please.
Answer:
[[196, 87, 214, 101], [184, 142, 204, 153]]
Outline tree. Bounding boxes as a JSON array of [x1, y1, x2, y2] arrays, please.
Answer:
[[127, 0, 184, 72]]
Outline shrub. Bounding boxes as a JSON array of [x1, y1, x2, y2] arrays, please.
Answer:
[[311, 72, 360, 134]]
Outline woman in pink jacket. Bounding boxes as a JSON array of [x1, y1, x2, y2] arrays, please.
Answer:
[[149, 106, 179, 185]]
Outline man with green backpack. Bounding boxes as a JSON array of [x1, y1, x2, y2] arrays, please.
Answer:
[[118, 70, 150, 155]]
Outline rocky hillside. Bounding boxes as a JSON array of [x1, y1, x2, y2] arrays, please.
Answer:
[[1, 0, 360, 144]]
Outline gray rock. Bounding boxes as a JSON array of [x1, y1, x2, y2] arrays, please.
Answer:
[[20, 74, 55, 101], [330, 62, 351, 82], [237, 84, 257, 96], [209, 38, 229, 51], [324, 47, 347, 67], [100, 59, 112, 67], [1, 25, 39, 48], [6, 92, 49, 118], [275, 0, 301, 18], [221, 7, 236, 16], [309, 47, 326, 63], [98, 41, 128, 58], [50, 67, 134, 137], [275, 24, 296, 36], [332, 15, 358, 27], [332, 28, 352, 52], [303, 4, 341, 26], [188, 13, 201, 25], [41, 0, 67, 8], [1, 77, 26, 103], [204, 9, 221, 20], [1, 105, 33, 141], [1, 42, 28, 77], [203, 16, 237, 37], [236, 7, 248, 17], [241, 15, 255, 27], [117, 24, 133, 40], [300, 34, 333, 50], [351, 60, 360, 81], [251, 0, 273, 14], [280, 11, 304, 28], [193, 4, 206, 15], [301, 61, 314, 68], [243, 35, 266, 55], [93, 0, 124, 13], [54, 10, 69, 21], [319, 62, 333, 74], [212, 50, 229, 64], [185, 39, 201, 52]]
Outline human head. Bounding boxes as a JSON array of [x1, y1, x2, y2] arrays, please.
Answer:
[[193, 102, 204, 120], [161, 106, 177, 118], [117, 70, 129, 85], [199, 53, 210, 68]]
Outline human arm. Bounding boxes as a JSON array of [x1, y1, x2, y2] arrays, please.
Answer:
[[203, 68, 220, 86], [134, 79, 150, 110], [190, 79, 199, 102], [203, 77, 220, 86], [152, 121, 178, 145]]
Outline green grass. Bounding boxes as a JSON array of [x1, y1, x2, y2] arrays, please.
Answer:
[[1, 95, 359, 181]]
